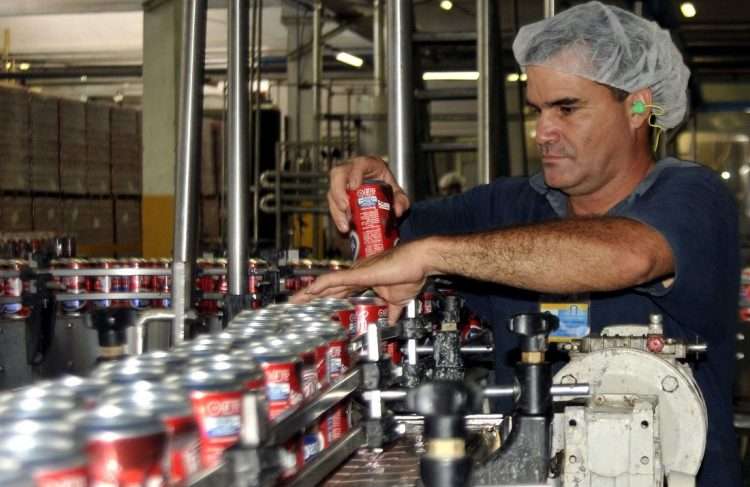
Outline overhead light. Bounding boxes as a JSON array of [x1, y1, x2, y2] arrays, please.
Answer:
[[506, 73, 520, 82], [423, 71, 479, 81], [335, 52, 364, 68], [252, 79, 270, 92], [680, 2, 696, 18], [4, 61, 11, 70], [440, 0, 453, 10], [721, 171, 731, 180], [520, 73, 528, 82], [18, 62, 30, 71], [80, 75, 88, 82], [113, 92, 124, 103]]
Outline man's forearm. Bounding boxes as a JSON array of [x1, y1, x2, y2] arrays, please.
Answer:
[[424, 217, 674, 294]]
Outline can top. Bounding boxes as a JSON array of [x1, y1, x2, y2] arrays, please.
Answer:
[[282, 332, 326, 350], [180, 367, 242, 391], [101, 380, 185, 401], [105, 392, 192, 419], [309, 298, 354, 311], [78, 404, 164, 435], [347, 296, 386, 307], [0, 418, 81, 443], [0, 434, 84, 469], [3, 384, 78, 405], [54, 375, 108, 399], [247, 342, 302, 363], [0, 397, 75, 422], [94, 364, 167, 384], [0, 457, 32, 487], [291, 324, 347, 341], [136, 349, 190, 368]]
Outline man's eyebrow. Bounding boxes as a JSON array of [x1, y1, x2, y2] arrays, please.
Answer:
[[525, 97, 583, 110]]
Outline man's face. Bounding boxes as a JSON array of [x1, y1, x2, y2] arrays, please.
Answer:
[[525, 65, 633, 196]]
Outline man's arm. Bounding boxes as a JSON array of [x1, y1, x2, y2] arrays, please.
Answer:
[[425, 216, 674, 294]]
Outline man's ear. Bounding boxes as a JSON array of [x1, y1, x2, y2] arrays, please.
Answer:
[[625, 88, 654, 130]]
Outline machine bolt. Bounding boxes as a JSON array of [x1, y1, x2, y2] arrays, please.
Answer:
[[661, 376, 679, 393], [569, 455, 577, 464], [595, 395, 605, 405], [640, 456, 649, 465], [561, 374, 578, 384]]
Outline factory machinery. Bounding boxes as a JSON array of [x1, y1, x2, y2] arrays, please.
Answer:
[[0, 286, 709, 487]]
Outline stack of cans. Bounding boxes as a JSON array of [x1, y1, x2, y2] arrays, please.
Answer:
[[0, 259, 33, 320]]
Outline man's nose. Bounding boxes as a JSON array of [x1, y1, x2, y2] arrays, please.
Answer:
[[535, 112, 560, 146]]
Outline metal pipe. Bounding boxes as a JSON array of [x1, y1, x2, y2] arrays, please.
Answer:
[[312, 0, 322, 168], [544, 0, 555, 18], [415, 345, 494, 354], [373, 0, 385, 98], [172, 0, 207, 345], [550, 384, 591, 397], [483, 386, 518, 398], [252, 0, 264, 248], [227, 0, 250, 300], [387, 0, 415, 197]]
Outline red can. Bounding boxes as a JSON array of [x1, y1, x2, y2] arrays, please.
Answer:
[[153, 258, 172, 308], [348, 179, 398, 260], [386, 341, 403, 366], [0, 457, 33, 487], [247, 258, 268, 309], [79, 404, 168, 487], [0, 434, 87, 487], [129, 258, 152, 310], [348, 296, 389, 337], [107, 392, 201, 487], [196, 258, 220, 316], [279, 435, 304, 479], [181, 368, 244, 469], [111, 259, 129, 308], [322, 402, 350, 445], [274, 335, 325, 398], [2, 259, 31, 319], [91, 258, 115, 309], [249, 344, 303, 420]]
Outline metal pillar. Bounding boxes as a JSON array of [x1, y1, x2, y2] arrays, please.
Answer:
[[544, 0, 555, 18], [373, 0, 385, 98], [477, 0, 510, 181], [312, 0, 323, 168], [172, 0, 207, 345], [226, 0, 250, 318], [387, 0, 415, 198]]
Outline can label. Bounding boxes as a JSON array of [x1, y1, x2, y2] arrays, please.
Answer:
[[93, 272, 112, 309], [352, 300, 388, 337], [87, 432, 168, 487], [164, 414, 201, 486], [327, 338, 349, 383], [386, 341, 402, 366], [3, 275, 25, 317], [189, 390, 243, 469], [279, 436, 303, 479], [34, 464, 88, 487], [302, 425, 324, 464], [348, 180, 398, 260], [262, 362, 303, 420], [326, 402, 350, 443]]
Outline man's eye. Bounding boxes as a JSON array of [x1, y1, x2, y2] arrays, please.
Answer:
[[559, 106, 576, 115]]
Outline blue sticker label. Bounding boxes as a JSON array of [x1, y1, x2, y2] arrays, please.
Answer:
[[540, 302, 590, 338]]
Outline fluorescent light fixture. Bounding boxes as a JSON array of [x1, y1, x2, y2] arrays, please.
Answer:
[[520, 73, 528, 82], [422, 71, 479, 81], [80, 75, 88, 82], [721, 171, 731, 180], [506, 73, 520, 82], [336, 52, 364, 68], [18, 62, 30, 71], [680, 2, 696, 18], [252, 79, 270, 92], [440, 0, 453, 10]]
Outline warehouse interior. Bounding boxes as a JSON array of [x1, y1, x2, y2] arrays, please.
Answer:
[[1, 0, 750, 485]]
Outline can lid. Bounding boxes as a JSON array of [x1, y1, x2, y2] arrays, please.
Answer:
[[94, 363, 167, 384], [78, 404, 164, 434], [180, 367, 242, 391], [0, 397, 75, 422], [105, 392, 192, 419], [54, 375, 108, 399], [347, 296, 386, 306], [0, 418, 82, 443], [0, 457, 32, 487], [5, 384, 78, 404], [101, 380, 185, 401], [247, 342, 302, 362], [283, 332, 326, 349], [0, 434, 83, 468]]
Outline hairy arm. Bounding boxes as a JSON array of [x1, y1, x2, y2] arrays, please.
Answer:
[[425, 216, 675, 294]]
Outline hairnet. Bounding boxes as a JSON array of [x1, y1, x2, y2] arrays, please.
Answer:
[[512, 1, 690, 129]]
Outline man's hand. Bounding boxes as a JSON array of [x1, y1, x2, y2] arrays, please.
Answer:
[[291, 240, 432, 324], [328, 155, 411, 233]]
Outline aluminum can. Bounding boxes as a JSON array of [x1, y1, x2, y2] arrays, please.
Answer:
[[53, 375, 108, 409], [298, 259, 316, 290], [281, 333, 328, 392], [302, 424, 324, 464], [79, 404, 168, 486], [128, 258, 152, 310], [324, 402, 350, 444], [133, 349, 190, 373], [196, 258, 219, 316], [153, 258, 172, 308], [0, 397, 75, 424], [180, 367, 244, 469], [92, 258, 115, 309], [2, 259, 31, 319], [296, 324, 350, 383], [187, 356, 265, 393], [111, 259, 129, 308], [247, 258, 268, 309], [94, 363, 167, 384], [100, 381, 185, 404], [0, 418, 81, 443], [279, 436, 304, 479], [248, 343, 303, 420], [347, 179, 398, 260], [0, 457, 33, 487], [60, 258, 88, 315], [0, 434, 87, 487], [106, 392, 200, 487], [348, 296, 389, 337]]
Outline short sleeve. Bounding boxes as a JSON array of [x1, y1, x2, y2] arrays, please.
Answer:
[[612, 166, 740, 342]]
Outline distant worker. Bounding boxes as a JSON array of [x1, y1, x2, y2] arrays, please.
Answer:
[[438, 171, 466, 196]]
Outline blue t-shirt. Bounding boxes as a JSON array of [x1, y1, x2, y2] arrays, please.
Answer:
[[399, 158, 741, 486]]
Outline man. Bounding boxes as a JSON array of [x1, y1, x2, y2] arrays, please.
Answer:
[[294, 2, 741, 485]]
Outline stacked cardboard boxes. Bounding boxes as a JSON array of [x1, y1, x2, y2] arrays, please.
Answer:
[[30, 96, 60, 192], [59, 99, 87, 194], [85, 103, 111, 195], [111, 108, 141, 195], [0, 87, 30, 191]]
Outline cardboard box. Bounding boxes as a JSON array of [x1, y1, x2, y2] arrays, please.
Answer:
[[32, 198, 64, 233], [0, 197, 32, 232], [115, 199, 141, 248]]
